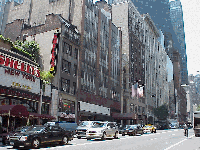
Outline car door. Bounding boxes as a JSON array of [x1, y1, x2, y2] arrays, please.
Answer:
[[110, 123, 116, 136], [41, 126, 52, 143], [51, 126, 63, 142], [106, 123, 113, 137]]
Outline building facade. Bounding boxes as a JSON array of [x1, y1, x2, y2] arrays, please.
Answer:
[[0, 36, 53, 132], [111, 0, 146, 125], [170, 0, 188, 85], [3, 0, 122, 122]]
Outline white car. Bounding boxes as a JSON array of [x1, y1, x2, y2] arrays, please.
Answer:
[[86, 122, 119, 140], [76, 121, 98, 139]]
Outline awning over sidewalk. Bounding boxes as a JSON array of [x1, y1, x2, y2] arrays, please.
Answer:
[[0, 105, 29, 118], [58, 112, 75, 118], [29, 112, 55, 120], [41, 114, 56, 120], [29, 112, 43, 118], [112, 113, 137, 120], [0, 105, 55, 119]]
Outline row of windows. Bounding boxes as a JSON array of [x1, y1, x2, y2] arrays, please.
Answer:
[[61, 78, 76, 95], [63, 42, 78, 59], [62, 59, 77, 76]]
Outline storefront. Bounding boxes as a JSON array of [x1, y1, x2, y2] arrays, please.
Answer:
[[0, 105, 29, 132], [0, 47, 54, 131]]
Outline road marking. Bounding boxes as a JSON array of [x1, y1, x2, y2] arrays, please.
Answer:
[[164, 135, 195, 150]]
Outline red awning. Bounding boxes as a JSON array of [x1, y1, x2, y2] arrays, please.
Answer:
[[112, 113, 137, 120], [29, 113, 55, 120], [41, 114, 56, 120], [29, 112, 43, 118], [0, 105, 29, 118]]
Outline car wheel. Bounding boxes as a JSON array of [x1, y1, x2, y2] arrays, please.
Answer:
[[32, 138, 40, 149], [114, 132, 119, 139], [122, 133, 125, 136], [101, 132, 106, 140], [62, 136, 68, 145]]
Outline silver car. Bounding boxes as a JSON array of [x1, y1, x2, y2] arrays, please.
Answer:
[[86, 121, 119, 140], [76, 121, 98, 139]]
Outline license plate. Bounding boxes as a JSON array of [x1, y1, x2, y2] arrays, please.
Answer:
[[89, 134, 95, 135], [10, 142, 14, 146]]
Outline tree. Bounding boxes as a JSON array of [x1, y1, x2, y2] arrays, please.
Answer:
[[197, 105, 200, 111], [40, 71, 54, 84], [153, 104, 169, 120], [14, 40, 40, 62]]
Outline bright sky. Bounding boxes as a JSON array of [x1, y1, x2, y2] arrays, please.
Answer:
[[93, 0, 200, 76], [179, 0, 200, 76]]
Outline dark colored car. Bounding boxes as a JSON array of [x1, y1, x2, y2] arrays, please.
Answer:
[[0, 126, 33, 145], [9, 125, 73, 149], [122, 125, 143, 136]]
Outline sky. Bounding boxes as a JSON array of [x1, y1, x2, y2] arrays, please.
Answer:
[[93, 0, 200, 76], [178, 0, 200, 76]]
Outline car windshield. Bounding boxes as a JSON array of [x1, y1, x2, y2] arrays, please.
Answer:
[[92, 122, 106, 128], [15, 126, 33, 132], [79, 121, 91, 126], [29, 126, 45, 132], [144, 126, 151, 128], [128, 125, 137, 129]]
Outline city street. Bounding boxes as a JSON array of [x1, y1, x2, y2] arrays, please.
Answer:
[[0, 129, 198, 150]]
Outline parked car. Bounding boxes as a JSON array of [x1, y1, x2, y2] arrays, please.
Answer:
[[121, 125, 143, 136], [9, 125, 73, 149], [0, 126, 33, 145], [118, 125, 128, 134], [170, 123, 179, 129], [86, 121, 119, 140], [143, 124, 156, 133], [76, 121, 98, 139]]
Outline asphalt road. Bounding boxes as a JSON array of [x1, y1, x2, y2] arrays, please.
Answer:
[[0, 129, 198, 150]]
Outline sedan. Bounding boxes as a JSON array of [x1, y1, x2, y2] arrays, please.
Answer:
[[9, 125, 73, 149], [122, 125, 143, 136], [143, 125, 156, 133]]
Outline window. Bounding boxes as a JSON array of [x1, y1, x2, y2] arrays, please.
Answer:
[[74, 48, 78, 59], [62, 59, 68, 72], [73, 82, 76, 95], [74, 64, 77, 76], [68, 62, 71, 74], [69, 45, 72, 56], [66, 80, 70, 93]]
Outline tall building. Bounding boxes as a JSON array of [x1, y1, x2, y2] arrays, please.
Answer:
[[108, 0, 188, 85], [0, 0, 23, 34], [111, 0, 146, 125], [170, 0, 188, 85]]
